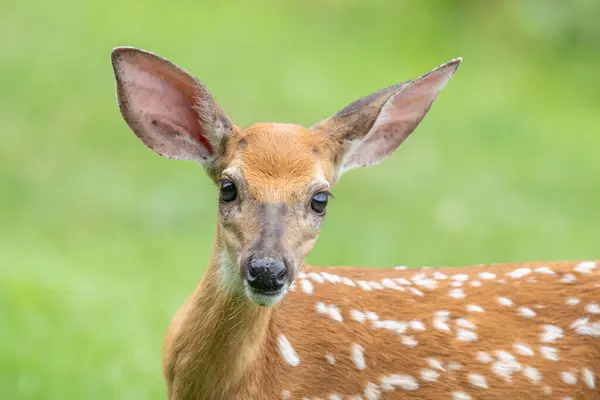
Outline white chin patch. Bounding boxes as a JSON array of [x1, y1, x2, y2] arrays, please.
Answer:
[[244, 286, 287, 307]]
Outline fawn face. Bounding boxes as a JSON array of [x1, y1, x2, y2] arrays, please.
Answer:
[[111, 47, 461, 306]]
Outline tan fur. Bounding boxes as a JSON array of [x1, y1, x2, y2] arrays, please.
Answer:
[[110, 48, 599, 399], [164, 255, 600, 399]]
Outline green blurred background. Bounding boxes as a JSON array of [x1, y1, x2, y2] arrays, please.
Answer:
[[1, 0, 599, 398]]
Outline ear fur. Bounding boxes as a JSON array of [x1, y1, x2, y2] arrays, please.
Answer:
[[111, 47, 234, 175], [313, 58, 462, 178]]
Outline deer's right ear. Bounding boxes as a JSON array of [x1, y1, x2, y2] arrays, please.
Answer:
[[111, 47, 234, 169]]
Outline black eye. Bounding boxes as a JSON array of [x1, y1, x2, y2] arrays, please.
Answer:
[[220, 180, 237, 203], [311, 191, 329, 215]]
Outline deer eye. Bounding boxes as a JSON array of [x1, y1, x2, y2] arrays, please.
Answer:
[[311, 192, 329, 215], [219, 180, 237, 203]]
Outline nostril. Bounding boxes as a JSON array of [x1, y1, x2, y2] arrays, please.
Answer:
[[276, 268, 286, 281]]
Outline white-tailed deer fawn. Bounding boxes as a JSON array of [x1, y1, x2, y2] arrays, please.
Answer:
[[111, 47, 600, 400]]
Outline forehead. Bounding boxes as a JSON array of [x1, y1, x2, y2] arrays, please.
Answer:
[[226, 123, 332, 202]]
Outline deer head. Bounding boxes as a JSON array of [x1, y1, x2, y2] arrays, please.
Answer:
[[111, 47, 461, 306]]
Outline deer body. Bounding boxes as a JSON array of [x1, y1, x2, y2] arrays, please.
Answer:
[[110, 47, 600, 399], [164, 257, 600, 400]]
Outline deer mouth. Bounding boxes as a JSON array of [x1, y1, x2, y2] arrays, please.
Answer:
[[244, 284, 288, 307]]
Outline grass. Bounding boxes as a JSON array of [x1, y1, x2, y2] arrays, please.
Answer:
[[1, 0, 599, 398]]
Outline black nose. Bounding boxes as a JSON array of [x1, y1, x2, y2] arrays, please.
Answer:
[[245, 257, 287, 293]]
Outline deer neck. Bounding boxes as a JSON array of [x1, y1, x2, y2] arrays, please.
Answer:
[[171, 227, 277, 398]]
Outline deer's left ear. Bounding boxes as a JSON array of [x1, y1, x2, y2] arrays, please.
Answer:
[[312, 58, 461, 178]]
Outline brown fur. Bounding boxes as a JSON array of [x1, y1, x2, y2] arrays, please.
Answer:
[[165, 257, 600, 399], [110, 48, 599, 399]]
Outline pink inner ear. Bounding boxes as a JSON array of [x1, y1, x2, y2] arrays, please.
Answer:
[[120, 54, 213, 158], [341, 64, 457, 171]]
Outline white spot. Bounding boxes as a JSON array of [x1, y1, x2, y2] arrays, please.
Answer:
[[365, 311, 379, 321], [278, 335, 300, 366], [452, 274, 469, 282], [357, 280, 372, 291], [328, 394, 342, 400], [575, 321, 600, 337], [420, 368, 440, 382], [426, 358, 445, 371], [469, 280, 482, 287], [396, 278, 412, 286], [433, 271, 447, 280], [325, 353, 336, 364], [351, 310, 366, 323], [449, 288, 466, 299], [561, 273, 576, 284], [447, 361, 463, 371], [394, 265, 408, 270], [495, 350, 516, 362], [413, 277, 438, 290], [507, 267, 531, 278], [342, 277, 356, 287], [466, 304, 484, 313], [456, 318, 476, 330], [412, 272, 426, 280], [451, 281, 463, 287], [316, 302, 343, 322], [586, 303, 600, 314], [321, 272, 338, 284], [574, 261, 596, 274], [380, 374, 419, 391], [300, 279, 313, 294], [570, 317, 589, 329], [456, 329, 478, 342], [566, 297, 580, 306], [523, 366, 541, 384], [368, 281, 384, 290], [534, 266, 555, 275], [582, 368, 595, 389], [541, 325, 563, 343], [492, 359, 521, 382], [514, 343, 534, 357], [409, 287, 424, 296], [409, 320, 425, 331], [381, 278, 397, 289], [401, 335, 418, 348], [297, 272, 307, 279], [561, 371, 577, 385], [452, 392, 472, 400], [281, 390, 291, 400], [497, 297, 513, 306], [309, 272, 325, 284], [540, 346, 559, 361], [476, 351, 493, 363], [373, 320, 407, 334], [352, 343, 365, 370], [433, 320, 451, 332], [469, 373, 488, 389], [479, 272, 496, 280], [518, 307, 536, 318], [363, 382, 380, 400]]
